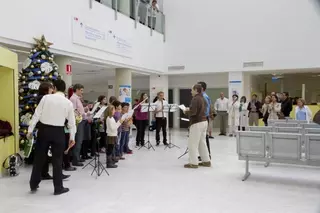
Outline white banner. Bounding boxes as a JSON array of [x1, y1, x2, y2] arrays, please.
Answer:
[[71, 17, 132, 58]]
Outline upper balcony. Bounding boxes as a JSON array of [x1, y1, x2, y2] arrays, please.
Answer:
[[93, 0, 165, 37], [0, 0, 166, 74]]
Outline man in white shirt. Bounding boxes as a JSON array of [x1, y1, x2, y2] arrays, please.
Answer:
[[154, 91, 168, 146], [27, 80, 76, 196], [214, 92, 229, 136]]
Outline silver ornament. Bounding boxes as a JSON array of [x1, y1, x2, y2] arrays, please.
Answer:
[[53, 72, 58, 76], [31, 65, 34, 68], [37, 59, 41, 63], [22, 81, 26, 84], [19, 88, 24, 93], [54, 67, 58, 70], [37, 71, 41, 74], [33, 49, 37, 53], [28, 72, 34, 77], [22, 75, 26, 79], [41, 47, 45, 51], [41, 55, 46, 59], [51, 54, 54, 58], [33, 94, 37, 97]]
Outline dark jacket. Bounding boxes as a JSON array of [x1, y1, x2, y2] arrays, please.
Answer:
[[313, 110, 320, 125], [247, 101, 263, 118], [189, 93, 207, 126], [281, 98, 293, 117]]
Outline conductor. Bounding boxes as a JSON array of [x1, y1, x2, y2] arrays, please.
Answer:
[[27, 79, 76, 195]]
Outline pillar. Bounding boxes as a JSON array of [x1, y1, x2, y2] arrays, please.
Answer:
[[149, 74, 168, 125], [302, 84, 306, 100], [228, 72, 244, 98], [55, 56, 72, 89], [115, 68, 132, 104], [173, 87, 180, 129]]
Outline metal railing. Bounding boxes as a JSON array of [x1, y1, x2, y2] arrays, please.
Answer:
[[92, 0, 165, 40]]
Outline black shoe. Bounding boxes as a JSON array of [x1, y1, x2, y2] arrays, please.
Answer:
[[209, 136, 214, 139], [64, 166, 77, 171], [80, 158, 86, 162], [30, 185, 39, 193], [107, 163, 118, 168], [219, 133, 224, 136], [41, 174, 53, 180], [62, 174, 70, 180], [198, 156, 202, 161], [73, 162, 84, 167], [54, 187, 69, 196], [163, 142, 168, 146], [156, 141, 160, 146]]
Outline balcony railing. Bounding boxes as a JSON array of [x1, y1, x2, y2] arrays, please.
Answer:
[[93, 0, 165, 41]]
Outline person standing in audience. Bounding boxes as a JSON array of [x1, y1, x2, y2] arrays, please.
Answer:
[[281, 92, 293, 118], [228, 94, 240, 137], [268, 95, 281, 120], [105, 105, 123, 168], [184, 84, 210, 169], [214, 92, 229, 136], [134, 93, 149, 147], [295, 98, 312, 121], [148, 0, 160, 29], [28, 79, 76, 195], [262, 96, 271, 126], [154, 91, 168, 146], [239, 96, 248, 131], [247, 94, 262, 126], [197, 81, 212, 158], [69, 84, 91, 167]]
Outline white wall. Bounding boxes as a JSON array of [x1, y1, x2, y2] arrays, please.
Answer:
[[0, 0, 165, 73], [164, 0, 320, 74]]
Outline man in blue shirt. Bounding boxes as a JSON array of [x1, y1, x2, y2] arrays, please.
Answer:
[[197, 81, 212, 159]]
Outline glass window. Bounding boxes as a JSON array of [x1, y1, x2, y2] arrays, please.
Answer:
[[118, 0, 131, 17]]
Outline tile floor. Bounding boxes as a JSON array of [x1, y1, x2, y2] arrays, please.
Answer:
[[1, 130, 320, 213]]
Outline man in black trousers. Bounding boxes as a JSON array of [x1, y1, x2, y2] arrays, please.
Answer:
[[27, 80, 76, 195]]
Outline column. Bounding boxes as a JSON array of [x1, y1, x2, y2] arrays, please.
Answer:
[[116, 68, 132, 104], [149, 74, 168, 125], [228, 72, 244, 98], [55, 56, 72, 89], [173, 88, 180, 129], [149, 74, 168, 102]]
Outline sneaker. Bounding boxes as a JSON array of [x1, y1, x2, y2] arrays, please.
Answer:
[[184, 164, 198, 169], [198, 161, 211, 167]]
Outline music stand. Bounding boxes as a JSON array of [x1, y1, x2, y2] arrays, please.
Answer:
[[164, 104, 180, 150], [83, 106, 109, 177], [178, 117, 189, 159], [139, 103, 157, 151]]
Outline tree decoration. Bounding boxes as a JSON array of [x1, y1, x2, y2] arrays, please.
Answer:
[[19, 35, 61, 156]]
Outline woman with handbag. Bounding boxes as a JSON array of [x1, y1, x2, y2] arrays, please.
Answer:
[[228, 94, 240, 137], [239, 96, 248, 131]]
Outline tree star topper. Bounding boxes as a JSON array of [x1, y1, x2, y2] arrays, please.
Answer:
[[33, 35, 53, 48]]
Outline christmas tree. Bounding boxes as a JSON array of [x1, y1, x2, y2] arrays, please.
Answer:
[[19, 35, 61, 157]]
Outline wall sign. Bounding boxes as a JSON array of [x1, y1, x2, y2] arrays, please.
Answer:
[[119, 85, 131, 104], [71, 17, 133, 58], [66, 64, 72, 75]]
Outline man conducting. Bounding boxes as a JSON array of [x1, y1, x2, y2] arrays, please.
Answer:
[[28, 79, 76, 195]]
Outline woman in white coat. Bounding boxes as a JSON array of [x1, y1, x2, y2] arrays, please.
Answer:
[[228, 94, 240, 137], [295, 98, 312, 122], [239, 96, 248, 131]]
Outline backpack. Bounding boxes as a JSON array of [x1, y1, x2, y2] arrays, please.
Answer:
[[0, 120, 13, 140], [313, 110, 320, 125]]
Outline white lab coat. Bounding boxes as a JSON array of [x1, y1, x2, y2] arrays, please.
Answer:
[[228, 101, 240, 127], [239, 102, 249, 127]]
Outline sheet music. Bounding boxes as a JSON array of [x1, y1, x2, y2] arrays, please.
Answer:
[[93, 106, 107, 119], [178, 104, 187, 111], [121, 110, 134, 120], [90, 102, 100, 114], [181, 118, 190, 122]]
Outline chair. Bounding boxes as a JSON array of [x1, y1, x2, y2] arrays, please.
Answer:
[[305, 134, 320, 165], [236, 131, 266, 181], [274, 122, 298, 128], [269, 132, 302, 161], [274, 127, 302, 134], [304, 128, 320, 134], [302, 123, 320, 129], [248, 126, 273, 132]]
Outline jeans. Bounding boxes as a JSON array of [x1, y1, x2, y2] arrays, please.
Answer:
[[119, 131, 129, 155]]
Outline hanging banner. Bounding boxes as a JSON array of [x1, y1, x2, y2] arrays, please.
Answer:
[[119, 85, 131, 104]]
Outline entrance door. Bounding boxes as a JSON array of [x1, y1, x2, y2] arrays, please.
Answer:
[[179, 89, 192, 128]]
